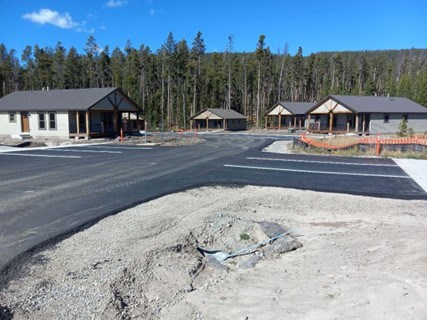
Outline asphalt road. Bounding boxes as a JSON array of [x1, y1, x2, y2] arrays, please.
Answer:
[[0, 134, 425, 277]]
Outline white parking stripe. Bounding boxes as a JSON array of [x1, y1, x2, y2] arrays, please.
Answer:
[[246, 157, 398, 167], [0, 153, 81, 159], [224, 164, 410, 179], [50, 149, 122, 154], [87, 146, 153, 150]]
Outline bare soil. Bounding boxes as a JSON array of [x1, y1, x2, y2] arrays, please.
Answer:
[[1, 186, 426, 320]]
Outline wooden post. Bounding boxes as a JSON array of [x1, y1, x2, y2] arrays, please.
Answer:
[[355, 114, 359, 133], [307, 114, 311, 130], [114, 110, 118, 135], [265, 116, 267, 129], [293, 116, 297, 128], [137, 112, 140, 131], [76, 112, 80, 135], [85, 111, 90, 139], [329, 112, 333, 132], [205, 118, 208, 132], [298, 116, 302, 129], [362, 114, 366, 132], [223, 119, 226, 130], [278, 114, 281, 129]]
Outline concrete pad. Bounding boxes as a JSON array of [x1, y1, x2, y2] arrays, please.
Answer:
[[393, 158, 427, 192]]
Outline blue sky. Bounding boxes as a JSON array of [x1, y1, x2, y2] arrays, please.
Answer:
[[1, 0, 426, 56]]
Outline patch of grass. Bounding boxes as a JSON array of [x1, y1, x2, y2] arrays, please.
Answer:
[[240, 233, 250, 241]]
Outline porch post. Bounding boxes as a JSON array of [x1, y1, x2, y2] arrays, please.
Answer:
[[265, 116, 267, 129], [114, 109, 118, 134], [299, 116, 302, 129], [362, 114, 366, 132], [293, 116, 297, 128], [205, 117, 208, 132], [307, 114, 311, 130], [278, 114, 281, 129], [329, 112, 333, 132], [85, 111, 90, 139], [137, 113, 140, 131], [223, 118, 226, 130], [355, 114, 359, 133], [76, 112, 80, 135]]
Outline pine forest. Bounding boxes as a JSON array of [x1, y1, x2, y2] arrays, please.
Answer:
[[1, 33, 426, 129]]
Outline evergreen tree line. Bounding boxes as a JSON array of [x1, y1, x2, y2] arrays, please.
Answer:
[[1, 33, 426, 129]]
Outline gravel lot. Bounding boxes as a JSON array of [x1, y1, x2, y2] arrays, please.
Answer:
[[1, 186, 426, 320]]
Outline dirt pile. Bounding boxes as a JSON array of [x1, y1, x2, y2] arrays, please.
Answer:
[[1, 186, 426, 320]]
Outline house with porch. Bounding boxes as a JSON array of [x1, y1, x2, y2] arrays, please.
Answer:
[[190, 108, 246, 131], [306, 95, 427, 134], [0, 87, 144, 139], [265, 102, 314, 130]]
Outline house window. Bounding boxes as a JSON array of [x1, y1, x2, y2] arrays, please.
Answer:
[[383, 114, 390, 123], [402, 114, 408, 121], [9, 112, 16, 123], [38, 113, 46, 130], [48, 112, 57, 130]]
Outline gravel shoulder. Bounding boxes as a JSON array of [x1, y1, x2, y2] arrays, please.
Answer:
[[1, 186, 426, 320]]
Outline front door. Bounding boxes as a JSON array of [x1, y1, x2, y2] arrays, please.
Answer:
[[21, 112, 30, 132]]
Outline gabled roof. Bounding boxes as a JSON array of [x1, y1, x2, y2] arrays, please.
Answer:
[[266, 102, 315, 115], [308, 95, 427, 114], [0, 88, 142, 112], [191, 108, 246, 120]]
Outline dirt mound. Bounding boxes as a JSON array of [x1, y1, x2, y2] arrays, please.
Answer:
[[1, 186, 425, 320]]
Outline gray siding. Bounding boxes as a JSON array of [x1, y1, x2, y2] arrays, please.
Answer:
[[226, 119, 246, 131], [370, 113, 427, 134]]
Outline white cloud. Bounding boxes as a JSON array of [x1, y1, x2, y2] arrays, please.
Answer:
[[105, 0, 128, 8], [23, 8, 96, 33], [22, 8, 77, 29], [150, 9, 155, 17], [74, 20, 95, 33]]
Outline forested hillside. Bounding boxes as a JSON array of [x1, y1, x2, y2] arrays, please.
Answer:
[[1, 33, 426, 129]]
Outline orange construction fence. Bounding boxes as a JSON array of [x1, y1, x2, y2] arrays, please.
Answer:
[[298, 134, 427, 155]]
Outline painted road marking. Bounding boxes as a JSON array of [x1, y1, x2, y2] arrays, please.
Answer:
[[0, 153, 82, 159], [87, 146, 153, 150], [247, 157, 398, 167], [50, 149, 122, 154], [224, 164, 410, 179]]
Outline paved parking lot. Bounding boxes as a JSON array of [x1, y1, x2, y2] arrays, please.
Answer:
[[0, 135, 426, 274]]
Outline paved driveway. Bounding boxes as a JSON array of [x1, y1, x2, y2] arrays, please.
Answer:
[[0, 134, 425, 277]]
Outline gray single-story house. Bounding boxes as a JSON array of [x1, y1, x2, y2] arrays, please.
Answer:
[[306, 95, 427, 134], [190, 108, 247, 131], [0, 87, 143, 139], [265, 102, 315, 129]]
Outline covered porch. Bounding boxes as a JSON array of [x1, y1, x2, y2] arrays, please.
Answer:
[[68, 89, 143, 139], [307, 98, 370, 134], [265, 114, 306, 130], [264, 103, 307, 130]]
